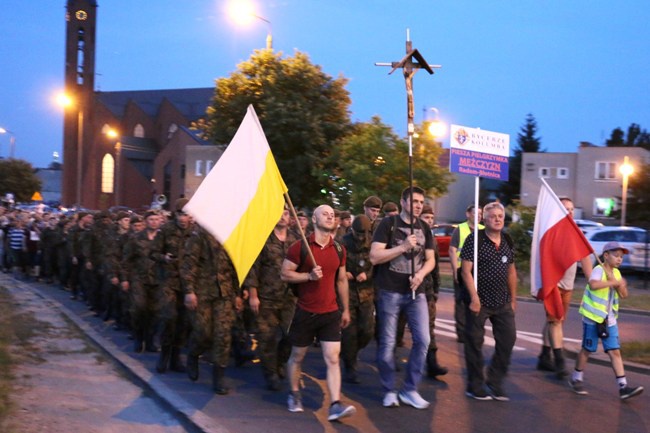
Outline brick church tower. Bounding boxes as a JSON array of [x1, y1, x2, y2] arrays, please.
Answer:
[[62, 0, 97, 207]]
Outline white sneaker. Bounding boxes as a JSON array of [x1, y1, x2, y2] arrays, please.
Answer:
[[398, 390, 430, 409], [382, 391, 400, 407]]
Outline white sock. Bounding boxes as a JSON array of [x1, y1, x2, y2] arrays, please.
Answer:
[[617, 376, 627, 389], [572, 370, 584, 382]]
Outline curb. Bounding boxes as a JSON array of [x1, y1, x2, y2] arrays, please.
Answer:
[[8, 276, 229, 433]]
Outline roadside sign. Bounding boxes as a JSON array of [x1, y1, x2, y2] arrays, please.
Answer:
[[449, 125, 510, 181]]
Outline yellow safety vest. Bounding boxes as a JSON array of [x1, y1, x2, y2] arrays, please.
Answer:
[[579, 265, 620, 322], [456, 221, 485, 261]]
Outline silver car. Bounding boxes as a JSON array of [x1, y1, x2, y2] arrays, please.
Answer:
[[584, 226, 649, 271]]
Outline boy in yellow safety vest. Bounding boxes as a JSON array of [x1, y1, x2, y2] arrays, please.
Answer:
[[568, 241, 644, 400]]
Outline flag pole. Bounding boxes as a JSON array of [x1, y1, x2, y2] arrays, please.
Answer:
[[284, 192, 318, 267]]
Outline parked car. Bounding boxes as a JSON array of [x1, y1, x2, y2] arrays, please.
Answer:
[[583, 226, 649, 271], [432, 224, 457, 258], [574, 219, 604, 234]]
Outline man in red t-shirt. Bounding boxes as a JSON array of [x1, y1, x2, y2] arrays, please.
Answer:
[[281, 204, 356, 422]]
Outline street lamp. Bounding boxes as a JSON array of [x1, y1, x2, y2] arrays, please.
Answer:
[[227, 0, 273, 50], [619, 155, 634, 226], [0, 127, 16, 159], [57, 92, 84, 208], [427, 107, 447, 138]]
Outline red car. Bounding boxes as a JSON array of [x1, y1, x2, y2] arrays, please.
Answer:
[[432, 224, 457, 257]]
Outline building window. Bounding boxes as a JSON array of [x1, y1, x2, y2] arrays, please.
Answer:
[[557, 167, 569, 179], [206, 160, 214, 174], [134, 124, 145, 138], [195, 160, 203, 176], [180, 164, 186, 179], [101, 153, 114, 194], [595, 161, 617, 180], [539, 167, 550, 178], [593, 197, 616, 217]]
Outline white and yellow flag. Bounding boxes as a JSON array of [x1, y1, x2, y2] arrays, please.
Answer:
[[185, 105, 288, 285]]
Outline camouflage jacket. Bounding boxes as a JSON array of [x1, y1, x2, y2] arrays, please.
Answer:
[[104, 227, 130, 280], [342, 232, 374, 304], [151, 220, 194, 291], [243, 230, 297, 303], [180, 226, 239, 300], [81, 221, 113, 270], [120, 229, 161, 285], [67, 224, 89, 260]]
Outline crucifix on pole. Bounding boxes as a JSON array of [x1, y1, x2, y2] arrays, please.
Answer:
[[375, 29, 441, 298]]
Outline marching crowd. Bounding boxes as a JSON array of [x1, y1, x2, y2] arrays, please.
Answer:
[[0, 188, 643, 423]]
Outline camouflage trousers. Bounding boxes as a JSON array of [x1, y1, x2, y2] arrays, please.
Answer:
[[341, 299, 375, 369], [187, 297, 235, 368], [129, 282, 160, 341], [155, 286, 187, 349], [254, 300, 295, 378]]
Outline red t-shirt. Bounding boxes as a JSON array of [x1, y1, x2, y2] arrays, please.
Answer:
[[286, 233, 346, 314]]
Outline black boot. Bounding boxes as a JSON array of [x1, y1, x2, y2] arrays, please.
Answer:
[[187, 354, 199, 381], [426, 349, 448, 378], [169, 347, 186, 373], [553, 348, 567, 379], [212, 365, 230, 395], [537, 346, 554, 372], [156, 345, 171, 373], [343, 362, 361, 384]]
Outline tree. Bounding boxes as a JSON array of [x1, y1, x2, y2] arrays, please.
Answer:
[[198, 50, 351, 208], [328, 117, 453, 212], [0, 159, 42, 202], [606, 123, 650, 150], [499, 113, 544, 204]]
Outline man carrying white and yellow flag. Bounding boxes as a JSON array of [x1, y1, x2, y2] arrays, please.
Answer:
[[185, 105, 288, 286]]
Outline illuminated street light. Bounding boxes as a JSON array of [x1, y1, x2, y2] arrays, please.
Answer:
[[227, 0, 273, 50], [57, 91, 84, 207], [619, 155, 634, 226], [0, 127, 16, 159], [426, 107, 447, 138]]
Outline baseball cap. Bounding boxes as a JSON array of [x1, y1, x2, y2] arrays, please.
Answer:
[[602, 241, 629, 255]]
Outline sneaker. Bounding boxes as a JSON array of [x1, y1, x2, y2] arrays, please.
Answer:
[[398, 390, 430, 409], [287, 392, 304, 413], [568, 379, 588, 396], [620, 385, 644, 401], [487, 383, 510, 402], [382, 391, 400, 407], [465, 388, 493, 401], [327, 402, 356, 421]]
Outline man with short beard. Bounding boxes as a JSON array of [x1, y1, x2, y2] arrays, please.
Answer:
[[281, 205, 356, 422], [370, 186, 435, 410]]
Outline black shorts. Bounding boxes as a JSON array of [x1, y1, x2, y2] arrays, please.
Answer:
[[288, 307, 342, 347]]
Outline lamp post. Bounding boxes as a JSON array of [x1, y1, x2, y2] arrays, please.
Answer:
[[0, 127, 16, 158], [619, 155, 634, 226], [227, 0, 273, 50], [58, 93, 84, 208]]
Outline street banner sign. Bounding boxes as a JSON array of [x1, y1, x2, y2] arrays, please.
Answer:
[[449, 125, 510, 181]]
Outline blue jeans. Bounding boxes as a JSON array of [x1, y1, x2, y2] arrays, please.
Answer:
[[376, 290, 430, 393]]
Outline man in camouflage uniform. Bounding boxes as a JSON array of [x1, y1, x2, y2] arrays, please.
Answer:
[[82, 211, 113, 315], [120, 210, 162, 353], [419, 204, 448, 378], [103, 211, 132, 328], [243, 207, 297, 391], [68, 212, 93, 300], [40, 215, 59, 284], [181, 225, 242, 395], [151, 199, 193, 373], [341, 214, 375, 384]]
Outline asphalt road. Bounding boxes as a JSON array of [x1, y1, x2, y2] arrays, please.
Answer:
[[11, 276, 650, 433]]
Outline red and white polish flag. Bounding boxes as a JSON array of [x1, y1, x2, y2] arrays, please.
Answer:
[[530, 179, 593, 320]]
